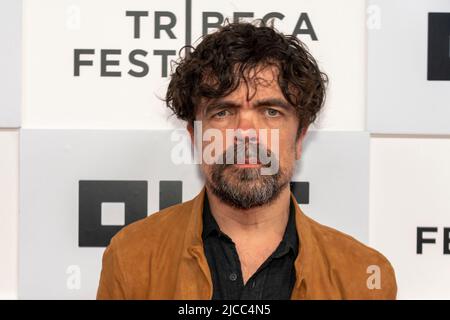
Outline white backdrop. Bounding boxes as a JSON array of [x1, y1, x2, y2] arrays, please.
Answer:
[[370, 135, 450, 299], [0, 130, 19, 299], [0, 0, 449, 299]]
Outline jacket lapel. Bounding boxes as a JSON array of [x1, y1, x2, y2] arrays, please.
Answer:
[[173, 187, 213, 299]]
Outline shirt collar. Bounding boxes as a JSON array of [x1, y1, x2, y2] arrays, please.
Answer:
[[201, 192, 221, 239], [201, 192, 299, 258]]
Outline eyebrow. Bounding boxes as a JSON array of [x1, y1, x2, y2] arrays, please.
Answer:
[[203, 97, 293, 115], [203, 100, 240, 116], [253, 98, 293, 110]]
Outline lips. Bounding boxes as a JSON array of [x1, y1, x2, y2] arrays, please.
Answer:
[[243, 157, 261, 164]]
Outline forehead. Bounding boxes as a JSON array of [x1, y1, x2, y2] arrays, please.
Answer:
[[199, 64, 284, 107]]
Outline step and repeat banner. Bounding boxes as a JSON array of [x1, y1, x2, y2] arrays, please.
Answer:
[[23, 0, 366, 130], [19, 130, 369, 299], [368, 0, 450, 299], [368, 0, 450, 134], [0, 0, 448, 299], [0, 0, 21, 300]]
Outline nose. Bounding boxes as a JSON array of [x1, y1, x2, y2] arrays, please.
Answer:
[[235, 109, 259, 144]]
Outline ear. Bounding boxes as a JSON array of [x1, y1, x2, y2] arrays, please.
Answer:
[[295, 125, 309, 160], [187, 122, 194, 144]]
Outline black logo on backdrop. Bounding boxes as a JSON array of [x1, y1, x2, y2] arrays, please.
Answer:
[[290, 181, 309, 205], [79, 180, 148, 247], [159, 180, 183, 210], [79, 180, 310, 247], [416, 227, 450, 254], [427, 12, 450, 81]]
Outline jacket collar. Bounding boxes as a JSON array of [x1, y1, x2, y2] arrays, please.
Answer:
[[184, 186, 316, 299]]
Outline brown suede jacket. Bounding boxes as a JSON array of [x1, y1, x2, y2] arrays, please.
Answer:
[[97, 187, 397, 299]]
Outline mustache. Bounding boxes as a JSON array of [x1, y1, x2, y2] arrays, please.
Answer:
[[215, 139, 275, 167]]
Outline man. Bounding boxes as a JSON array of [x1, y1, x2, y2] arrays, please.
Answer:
[[97, 22, 397, 300]]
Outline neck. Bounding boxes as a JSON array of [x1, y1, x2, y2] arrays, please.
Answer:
[[205, 184, 291, 242]]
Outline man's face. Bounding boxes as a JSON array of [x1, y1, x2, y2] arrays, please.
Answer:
[[188, 65, 308, 209]]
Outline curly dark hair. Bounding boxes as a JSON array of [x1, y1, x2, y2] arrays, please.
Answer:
[[165, 20, 328, 134]]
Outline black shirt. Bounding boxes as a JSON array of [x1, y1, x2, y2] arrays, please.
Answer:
[[202, 194, 299, 300]]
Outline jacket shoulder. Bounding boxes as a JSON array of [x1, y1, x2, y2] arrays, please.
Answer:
[[96, 199, 195, 299], [304, 215, 397, 299]]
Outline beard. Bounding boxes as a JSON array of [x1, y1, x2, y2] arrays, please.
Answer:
[[205, 142, 293, 210]]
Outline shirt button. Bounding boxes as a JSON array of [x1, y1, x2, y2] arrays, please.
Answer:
[[229, 273, 238, 281]]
